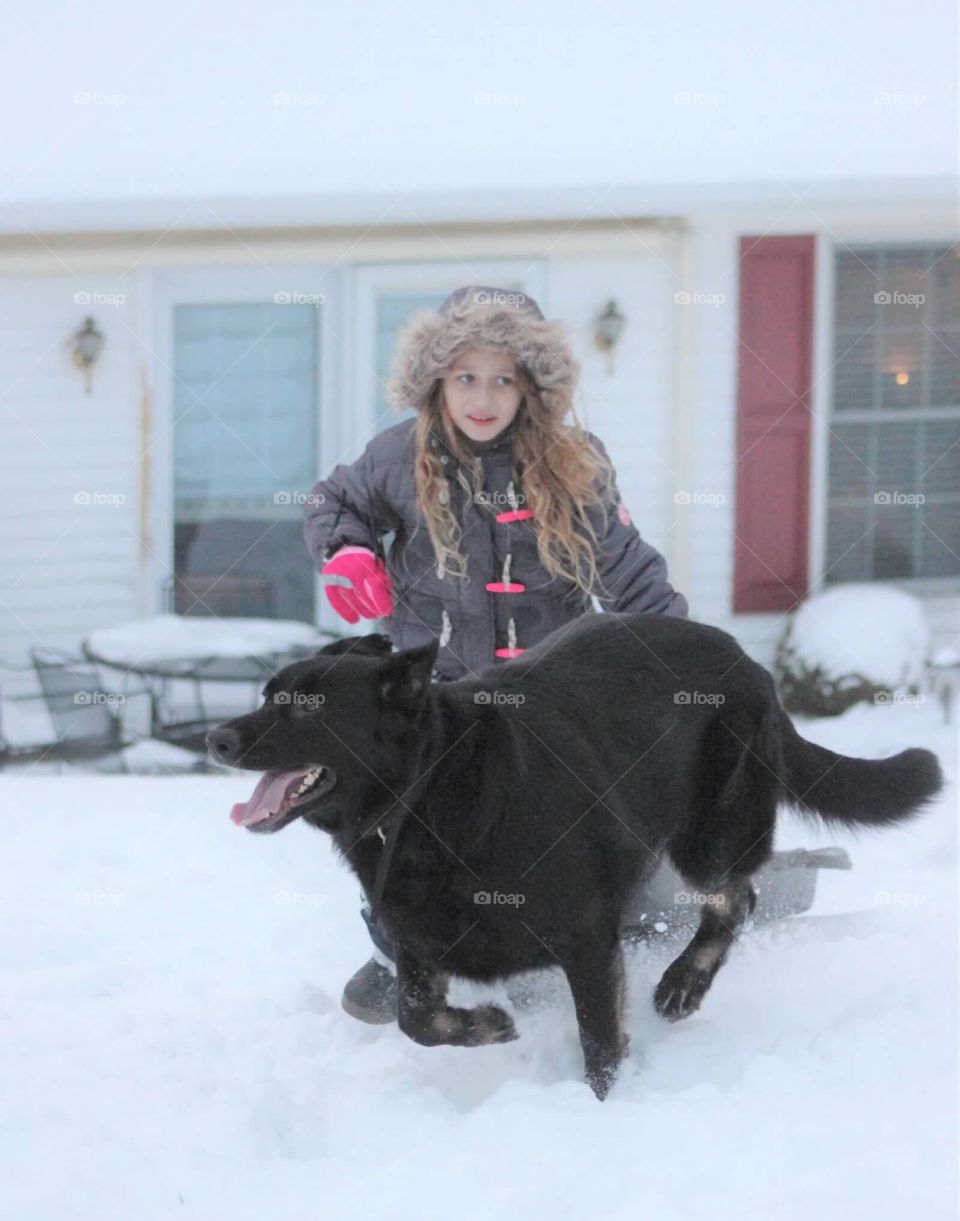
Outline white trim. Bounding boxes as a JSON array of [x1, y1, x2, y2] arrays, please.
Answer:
[[808, 232, 834, 592], [670, 226, 697, 595], [0, 222, 676, 276], [1, 175, 955, 238], [148, 263, 329, 620]]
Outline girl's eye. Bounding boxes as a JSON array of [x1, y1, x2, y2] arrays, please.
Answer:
[[457, 374, 513, 385]]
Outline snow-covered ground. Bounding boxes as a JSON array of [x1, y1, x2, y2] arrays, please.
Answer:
[[1, 700, 956, 1220]]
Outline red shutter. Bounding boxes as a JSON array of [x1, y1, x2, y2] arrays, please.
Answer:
[[733, 235, 815, 613]]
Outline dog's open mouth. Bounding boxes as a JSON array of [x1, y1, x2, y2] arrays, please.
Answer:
[[229, 765, 337, 832]]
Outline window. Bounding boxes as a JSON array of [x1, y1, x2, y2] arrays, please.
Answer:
[[826, 243, 960, 581], [373, 291, 448, 428], [172, 302, 319, 621]]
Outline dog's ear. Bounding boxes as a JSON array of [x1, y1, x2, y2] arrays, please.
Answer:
[[378, 640, 440, 709], [317, 633, 394, 659]]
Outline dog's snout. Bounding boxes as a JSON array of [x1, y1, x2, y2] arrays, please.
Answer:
[[206, 726, 242, 761]]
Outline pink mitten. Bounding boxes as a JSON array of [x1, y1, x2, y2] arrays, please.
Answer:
[[322, 545, 394, 623]]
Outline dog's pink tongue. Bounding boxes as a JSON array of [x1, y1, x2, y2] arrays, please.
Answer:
[[230, 769, 310, 827]]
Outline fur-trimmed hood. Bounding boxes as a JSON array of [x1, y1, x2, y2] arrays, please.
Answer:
[[386, 285, 581, 420]]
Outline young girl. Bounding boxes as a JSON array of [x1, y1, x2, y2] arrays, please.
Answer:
[[303, 284, 689, 1023]]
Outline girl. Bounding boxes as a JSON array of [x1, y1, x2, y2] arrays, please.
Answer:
[[303, 285, 689, 1023]]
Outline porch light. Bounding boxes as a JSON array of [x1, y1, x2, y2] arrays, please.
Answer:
[[594, 299, 627, 374], [72, 316, 105, 393]]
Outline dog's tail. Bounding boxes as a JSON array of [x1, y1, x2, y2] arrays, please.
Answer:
[[776, 706, 944, 830]]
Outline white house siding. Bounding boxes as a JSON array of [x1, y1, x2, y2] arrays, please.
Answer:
[[548, 246, 683, 608], [0, 198, 955, 677], [0, 274, 144, 657]]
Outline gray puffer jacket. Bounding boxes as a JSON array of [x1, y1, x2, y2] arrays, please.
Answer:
[[302, 415, 689, 681]]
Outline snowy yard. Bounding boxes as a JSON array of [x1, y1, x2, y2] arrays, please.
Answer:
[[1, 700, 956, 1220]]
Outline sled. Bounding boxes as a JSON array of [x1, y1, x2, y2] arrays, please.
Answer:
[[618, 846, 853, 943]]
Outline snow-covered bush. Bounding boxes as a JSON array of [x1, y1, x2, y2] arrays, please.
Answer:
[[773, 584, 930, 716]]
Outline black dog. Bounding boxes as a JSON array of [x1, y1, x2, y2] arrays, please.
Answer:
[[207, 614, 943, 1099]]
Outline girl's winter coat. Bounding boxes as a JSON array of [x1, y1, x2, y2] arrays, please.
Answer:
[[302, 415, 689, 680]]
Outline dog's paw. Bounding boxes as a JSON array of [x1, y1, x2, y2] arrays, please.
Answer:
[[468, 1004, 519, 1045], [653, 961, 712, 1022]]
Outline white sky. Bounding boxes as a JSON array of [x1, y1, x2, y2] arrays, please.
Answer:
[[0, 0, 956, 206]]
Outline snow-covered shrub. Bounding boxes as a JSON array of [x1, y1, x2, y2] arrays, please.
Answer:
[[773, 583, 930, 717]]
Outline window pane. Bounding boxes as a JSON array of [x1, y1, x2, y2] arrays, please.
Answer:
[[172, 303, 318, 621], [826, 505, 873, 581], [834, 249, 882, 331], [828, 243, 960, 581], [873, 505, 916, 579], [928, 330, 960, 407], [878, 332, 924, 408], [828, 423, 874, 499], [374, 292, 448, 428], [931, 245, 960, 328], [874, 420, 919, 492], [922, 419, 960, 497], [921, 503, 960, 577], [832, 332, 877, 412]]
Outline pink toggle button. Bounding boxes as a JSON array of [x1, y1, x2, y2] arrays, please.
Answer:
[[495, 508, 535, 523], [494, 647, 525, 657], [486, 581, 526, 592]]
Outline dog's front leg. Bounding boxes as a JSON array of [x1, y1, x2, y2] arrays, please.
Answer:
[[395, 946, 518, 1048], [559, 936, 630, 1100]]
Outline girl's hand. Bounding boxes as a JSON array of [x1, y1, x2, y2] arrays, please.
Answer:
[[321, 545, 394, 623]]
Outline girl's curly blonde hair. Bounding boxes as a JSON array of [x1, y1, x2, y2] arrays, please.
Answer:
[[410, 372, 615, 596]]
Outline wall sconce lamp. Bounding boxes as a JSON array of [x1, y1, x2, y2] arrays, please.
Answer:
[[72, 316, 105, 394], [594, 299, 627, 374]]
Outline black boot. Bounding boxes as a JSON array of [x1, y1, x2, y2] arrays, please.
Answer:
[[341, 957, 398, 1024]]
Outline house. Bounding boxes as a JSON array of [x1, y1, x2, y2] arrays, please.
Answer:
[[0, 175, 956, 668]]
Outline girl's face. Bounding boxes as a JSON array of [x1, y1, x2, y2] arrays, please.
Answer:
[[441, 348, 523, 443]]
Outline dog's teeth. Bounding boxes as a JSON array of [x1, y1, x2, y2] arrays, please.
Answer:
[[294, 767, 323, 797]]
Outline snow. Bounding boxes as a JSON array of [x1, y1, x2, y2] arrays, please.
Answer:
[[85, 616, 324, 667], [781, 583, 932, 690], [0, 0, 955, 207], [1, 701, 956, 1219]]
